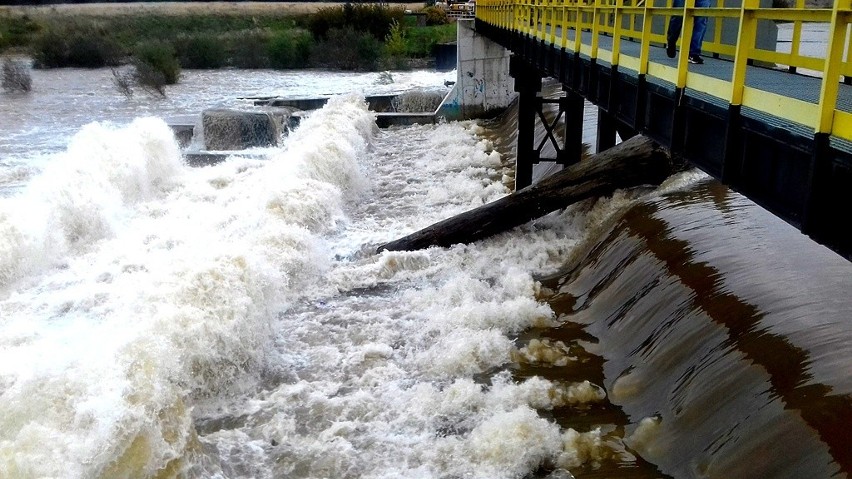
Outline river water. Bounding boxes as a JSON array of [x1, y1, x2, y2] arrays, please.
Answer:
[[1, 65, 851, 479]]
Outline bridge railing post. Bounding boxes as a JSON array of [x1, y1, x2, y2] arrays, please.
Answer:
[[674, 0, 696, 90], [815, 0, 849, 137], [804, 0, 852, 239], [720, 0, 757, 184]]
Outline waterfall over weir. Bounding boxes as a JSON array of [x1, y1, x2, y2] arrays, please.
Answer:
[[530, 180, 852, 478], [469, 89, 852, 477]]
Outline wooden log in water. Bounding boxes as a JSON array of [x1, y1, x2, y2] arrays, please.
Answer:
[[378, 135, 673, 252]]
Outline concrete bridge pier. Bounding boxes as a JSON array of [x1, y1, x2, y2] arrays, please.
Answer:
[[437, 19, 515, 120]]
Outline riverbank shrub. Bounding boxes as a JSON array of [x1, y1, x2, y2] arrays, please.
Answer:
[[312, 27, 383, 71], [2, 6, 456, 73], [227, 29, 273, 69], [174, 33, 227, 69], [134, 40, 180, 84], [0, 14, 40, 51], [111, 63, 170, 97], [2, 57, 32, 92], [383, 19, 408, 69], [309, 3, 405, 42], [423, 6, 450, 26], [31, 27, 122, 68], [268, 30, 312, 69], [404, 23, 457, 58]]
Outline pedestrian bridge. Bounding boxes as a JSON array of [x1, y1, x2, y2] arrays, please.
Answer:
[[468, 0, 852, 258]]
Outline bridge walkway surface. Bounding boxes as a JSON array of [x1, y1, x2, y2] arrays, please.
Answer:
[[473, 0, 852, 258]]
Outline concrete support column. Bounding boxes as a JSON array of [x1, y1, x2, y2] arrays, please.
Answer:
[[437, 19, 515, 120]]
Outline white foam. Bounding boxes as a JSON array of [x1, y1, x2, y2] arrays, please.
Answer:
[[0, 95, 378, 478], [463, 407, 563, 477], [557, 427, 609, 470], [0, 117, 184, 291], [2, 84, 689, 478]]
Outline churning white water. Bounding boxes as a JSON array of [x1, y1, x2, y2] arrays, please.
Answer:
[[0, 68, 704, 478]]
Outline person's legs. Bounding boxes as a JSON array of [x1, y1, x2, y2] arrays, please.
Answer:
[[689, 16, 708, 56], [666, 0, 685, 58], [689, 0, 712, 56]]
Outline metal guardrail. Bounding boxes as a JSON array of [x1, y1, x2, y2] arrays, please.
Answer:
[[447, 4, 476, 19], [475, 0, 852, 141]]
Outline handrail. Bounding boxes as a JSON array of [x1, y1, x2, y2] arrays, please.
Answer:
[[475, 0, 852, 141]]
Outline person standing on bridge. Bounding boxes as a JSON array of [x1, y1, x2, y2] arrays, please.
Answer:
[[666, 0, 711, 64]]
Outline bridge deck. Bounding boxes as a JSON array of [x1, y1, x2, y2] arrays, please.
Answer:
[[473, 2, 852, 258]]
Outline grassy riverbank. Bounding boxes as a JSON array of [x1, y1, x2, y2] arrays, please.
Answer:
[[0, 2, 456, 72]]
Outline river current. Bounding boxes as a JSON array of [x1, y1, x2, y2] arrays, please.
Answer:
[[1, 65, 850, 479]]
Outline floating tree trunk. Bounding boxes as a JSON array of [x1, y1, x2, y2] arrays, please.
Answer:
[[378, 135, 673, 252]]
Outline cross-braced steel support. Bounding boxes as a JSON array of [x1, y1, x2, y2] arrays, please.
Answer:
[[510, 56, 585, 191]]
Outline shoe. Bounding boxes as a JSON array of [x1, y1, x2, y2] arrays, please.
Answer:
[[666, 40, 676, 58], [688, 54, 704, 64]]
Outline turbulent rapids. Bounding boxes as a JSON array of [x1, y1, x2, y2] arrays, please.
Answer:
[[1, 69, 851, 479]]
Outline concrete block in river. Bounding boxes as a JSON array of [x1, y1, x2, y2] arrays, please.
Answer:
[[166, 115, 198, 149], [201, 109, 280, 150], [170, 123, 195, 148]]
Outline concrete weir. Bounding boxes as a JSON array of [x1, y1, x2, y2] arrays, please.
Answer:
[[170, 21, 514, 166]]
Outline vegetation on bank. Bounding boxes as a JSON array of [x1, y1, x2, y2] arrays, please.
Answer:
[[2, 57, 31, 92], [0, 3, 456, 83]]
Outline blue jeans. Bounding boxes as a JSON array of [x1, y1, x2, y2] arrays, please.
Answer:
[[667, 0, 711, 56]]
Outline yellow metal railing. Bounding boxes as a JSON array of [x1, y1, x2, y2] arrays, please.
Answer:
[[475, 0, 852, 141]]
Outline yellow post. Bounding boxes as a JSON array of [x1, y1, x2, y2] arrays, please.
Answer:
[[591, 0, 601, 59], [711, 0, 724, 46], [638, 0, 652, 75], [549, 0, 558, 44], [675, 0, 696, 88], [790, 0, 805, 66], [729, 0, 758, 105], [560, 0, 570, 48], [574, 0, 584, 53], [816, 0, 851, 134], [612, 0, 624, 66]]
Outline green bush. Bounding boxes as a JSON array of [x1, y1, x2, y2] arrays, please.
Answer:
[[31, 27, 122, 68], [2, 57, 32, 93], [0, 15, 41, 51], [174, 34, 227, 69], [267, 30, 312, 69], [132, 62, 167, 97], [308, 3, 404, 42], [5, 8, 449, 72], [309, 6, 346, 41], [312, 27, 382, 71], [383, 19, 408, 70], [31, 29, 66, 68], [404, 24, 457, 58], [385, 20, 406, 57], [66, 33, 122, 68], [422, 6, 451, 26], [226, 29, 272, 69], [134, 40, 180, 84]]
